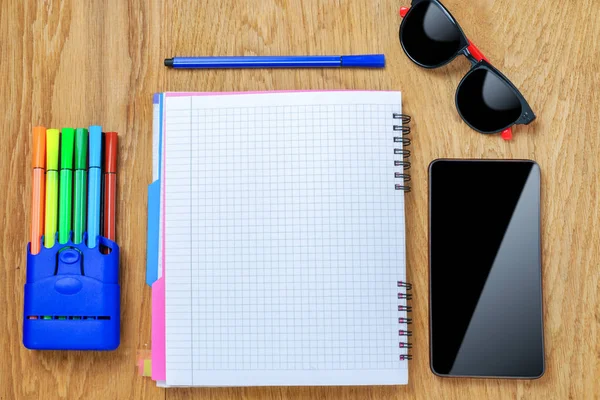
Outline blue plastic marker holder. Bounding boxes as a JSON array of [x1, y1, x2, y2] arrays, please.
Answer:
[[23, 233, 120, 350]]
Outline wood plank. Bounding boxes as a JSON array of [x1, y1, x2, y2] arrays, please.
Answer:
[[0, 0, 597, 399]]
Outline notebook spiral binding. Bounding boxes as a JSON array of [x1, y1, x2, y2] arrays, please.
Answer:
[[397, 281, 413, 361], [393, 113, 413, 361], [393, 113, 412, 192]]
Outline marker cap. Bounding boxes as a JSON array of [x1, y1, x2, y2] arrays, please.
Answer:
[[75, 128, 89, 169], [89, 126, 103, 168], [46, 129, 60, 170], [104, 132, 118, 173], [340, 54, 385, 68], [32, 127, 46, 168], [60, 128, 75, 169]]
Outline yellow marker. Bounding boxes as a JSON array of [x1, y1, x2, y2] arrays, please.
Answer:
[[143, 360, 152, 376], [44, 129, 60, 248]]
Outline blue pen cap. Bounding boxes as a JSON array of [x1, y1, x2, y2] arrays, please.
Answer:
[[89, 126, 103, 168], [341, 54, 385, 68]]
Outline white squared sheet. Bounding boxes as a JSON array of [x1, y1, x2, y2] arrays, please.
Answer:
[[162, 91, 408, 387]]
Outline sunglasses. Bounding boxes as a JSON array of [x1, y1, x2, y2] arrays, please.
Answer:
[[399, 0, 535, 140]]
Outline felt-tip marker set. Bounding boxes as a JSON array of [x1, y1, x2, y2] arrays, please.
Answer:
[[24, 126, 120, 351]]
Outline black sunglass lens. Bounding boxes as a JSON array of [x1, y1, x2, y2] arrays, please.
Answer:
[[456, 68, 523, 133], [401, 1, 464, 67]]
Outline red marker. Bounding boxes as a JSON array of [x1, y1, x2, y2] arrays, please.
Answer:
[[103, 132, 118, 243]]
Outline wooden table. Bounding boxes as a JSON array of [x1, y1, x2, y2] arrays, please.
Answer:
[[1, 0, 598, 399]]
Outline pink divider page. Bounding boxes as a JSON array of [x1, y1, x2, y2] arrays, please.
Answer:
[[151, 277, 165, 380]]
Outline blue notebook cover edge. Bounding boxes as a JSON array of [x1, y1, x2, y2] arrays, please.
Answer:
[[146, 93, 163, 285]]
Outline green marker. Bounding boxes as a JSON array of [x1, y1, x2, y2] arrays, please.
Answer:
[[73, 128, 88, 244], [58, 128, 75, 244]]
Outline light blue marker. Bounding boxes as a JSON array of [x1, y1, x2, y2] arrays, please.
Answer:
[[87, 126, 102, 248]]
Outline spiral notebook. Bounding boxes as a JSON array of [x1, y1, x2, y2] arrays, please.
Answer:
[[147, 91, 413, 387]]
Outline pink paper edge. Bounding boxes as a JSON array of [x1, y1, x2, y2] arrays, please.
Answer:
[[151, 277, 165, 380], [152, 277, 166, 381], [165, 90, 397, 97], [151, 93, 167, 381]]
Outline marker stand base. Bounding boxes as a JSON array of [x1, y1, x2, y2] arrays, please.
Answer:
[[23, 234, 120, 350]]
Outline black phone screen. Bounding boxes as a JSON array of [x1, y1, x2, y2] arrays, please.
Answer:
[[429, 160, 545, 378]]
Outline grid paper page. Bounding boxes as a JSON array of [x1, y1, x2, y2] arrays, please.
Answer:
[[163, 91, 408, 386]]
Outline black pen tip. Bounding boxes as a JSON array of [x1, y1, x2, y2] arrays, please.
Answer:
[[164, 58, 174, 67]]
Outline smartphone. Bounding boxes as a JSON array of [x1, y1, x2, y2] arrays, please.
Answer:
[[428, 159, 545, 379]]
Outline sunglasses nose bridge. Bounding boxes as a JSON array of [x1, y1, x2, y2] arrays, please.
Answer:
[[463, 51, 479, 66], [465, 41, 489, 63]]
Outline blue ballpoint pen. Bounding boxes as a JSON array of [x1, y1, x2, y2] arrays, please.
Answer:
[[164, 54, 385, 69], [87, 126, 102, 248]]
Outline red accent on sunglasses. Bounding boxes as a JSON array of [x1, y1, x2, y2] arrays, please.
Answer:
[[466, 40, 489, 63], [501, 128, 513, 140], [399, 6, 410, 17]]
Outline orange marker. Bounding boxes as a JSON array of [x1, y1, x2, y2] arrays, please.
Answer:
[[103, 132, 118, 242], [30, 127, 46, 254]]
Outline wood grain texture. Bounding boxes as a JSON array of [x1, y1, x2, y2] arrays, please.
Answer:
[[0, 0, 598, 399]]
